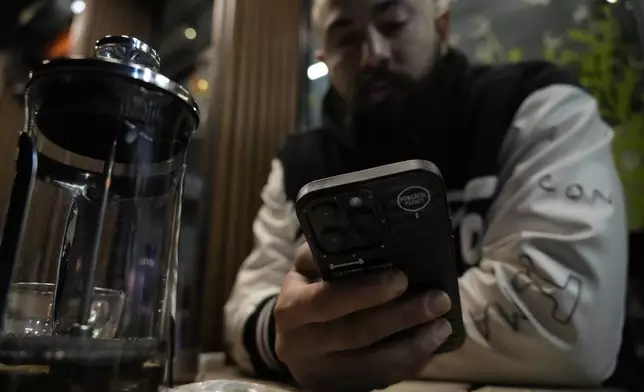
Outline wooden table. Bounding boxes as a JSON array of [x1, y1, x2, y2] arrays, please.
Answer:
[[198, 365, 469, 392], [196, 353, 624, 392]]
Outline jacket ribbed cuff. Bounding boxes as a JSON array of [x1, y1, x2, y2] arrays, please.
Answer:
[[242, 295, 292, 380]]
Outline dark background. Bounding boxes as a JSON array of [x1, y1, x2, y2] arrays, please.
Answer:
[[0, 0, 212, 79]]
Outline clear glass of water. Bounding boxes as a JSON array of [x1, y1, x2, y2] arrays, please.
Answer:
[[4, 282, 126, 338]]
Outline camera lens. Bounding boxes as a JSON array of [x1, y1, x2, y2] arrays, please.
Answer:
[[349, 213, 382, 243], [349, 196, 363, 208], [311, 203, 340, 224], [319, 228, 347, 253]]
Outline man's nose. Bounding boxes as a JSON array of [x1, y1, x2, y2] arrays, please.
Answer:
[[361, 26, 392, 68]]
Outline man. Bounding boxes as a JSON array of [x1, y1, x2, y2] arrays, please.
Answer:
[[224, 0, 628, 390]]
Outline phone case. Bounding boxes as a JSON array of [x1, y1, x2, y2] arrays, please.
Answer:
[[296, 160, 465, 354]]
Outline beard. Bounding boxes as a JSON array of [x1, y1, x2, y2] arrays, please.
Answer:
[[347, 65, 425, 167]]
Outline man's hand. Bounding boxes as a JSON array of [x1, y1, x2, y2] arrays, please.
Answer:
[[274, 243, 453, 392]]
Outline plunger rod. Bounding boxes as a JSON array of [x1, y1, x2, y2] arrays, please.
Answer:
[[77, 139, 118, 333]]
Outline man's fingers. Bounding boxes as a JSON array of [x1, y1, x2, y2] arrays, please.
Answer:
[[293, 291, 452, 356], [276, 269, 409, 329], [347, 319, 453, 388], [295, 319, 453, 392], [293, 242, 320, 280]]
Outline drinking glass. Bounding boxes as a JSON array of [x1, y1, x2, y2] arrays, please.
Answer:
[[4, 282, 126, 338]]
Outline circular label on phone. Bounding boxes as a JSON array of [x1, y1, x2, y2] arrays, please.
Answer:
[[397, 186, 431, 212]]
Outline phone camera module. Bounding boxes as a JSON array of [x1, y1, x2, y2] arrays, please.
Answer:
[[319, 228, 347, 253], [349, 196, 363, 208], [311, 204, 340, 223]]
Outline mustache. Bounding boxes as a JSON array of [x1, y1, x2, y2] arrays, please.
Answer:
[[354, 66, 414, 97], [346, 67, 407, 124]]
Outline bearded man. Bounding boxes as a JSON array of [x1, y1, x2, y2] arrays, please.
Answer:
[[224, 1, 628, 391]]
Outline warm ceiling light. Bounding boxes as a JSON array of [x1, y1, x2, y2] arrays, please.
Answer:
[[196, 79, 209, 92], [70, 0, 86, 14], [307, 61, 328, 80], [184, 28, 197, 40]]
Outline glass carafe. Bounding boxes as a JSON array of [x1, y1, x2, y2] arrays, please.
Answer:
[[0, 36, 200, 392]]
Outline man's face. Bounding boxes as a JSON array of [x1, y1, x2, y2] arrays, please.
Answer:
[[316, 0, 446, 105]]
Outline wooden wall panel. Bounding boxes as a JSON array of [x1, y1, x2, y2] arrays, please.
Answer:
[[68, 0, 152, 57], [199, 0, 301, 351]]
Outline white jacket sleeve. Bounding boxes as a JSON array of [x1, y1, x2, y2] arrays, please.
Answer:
[[224, 159, 299, 374], [421, 85, 628, 386]]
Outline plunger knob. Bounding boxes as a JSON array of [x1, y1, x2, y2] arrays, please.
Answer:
[[93, 35, 161, 72]]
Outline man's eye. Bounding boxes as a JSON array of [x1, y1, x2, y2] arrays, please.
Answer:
[[337, 32, 361, 47], [380, 21, 405, 36]]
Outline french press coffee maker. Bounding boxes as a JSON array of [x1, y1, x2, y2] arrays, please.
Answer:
[[0, 36, 200, 391]]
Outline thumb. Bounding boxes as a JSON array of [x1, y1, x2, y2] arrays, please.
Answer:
[[294, 242, 322, 281]]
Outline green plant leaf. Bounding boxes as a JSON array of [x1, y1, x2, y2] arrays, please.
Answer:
[[620, 115, 644, 138], [579, 76, 596, 89], [568, 29, 597, 44], [507, 48, 524, 62], [580, 58, 595, 74], [543, 47, 557, 62], [602, 5, 613, 21], [559, 50, 580, 64]]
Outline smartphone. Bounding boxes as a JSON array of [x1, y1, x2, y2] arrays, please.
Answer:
[[295, 160, 465, 353]]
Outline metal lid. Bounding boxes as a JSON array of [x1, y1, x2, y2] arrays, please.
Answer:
[[27, 35, 200, 126], [94, 36, 161, 72], [25, 35, 200, 164]]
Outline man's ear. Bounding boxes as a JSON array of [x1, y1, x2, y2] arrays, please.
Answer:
[[436, 11, 451, 42], [315, 49, 325, 63]]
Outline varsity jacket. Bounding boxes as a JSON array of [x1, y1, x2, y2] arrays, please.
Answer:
[[224, 50, 628, 386]]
